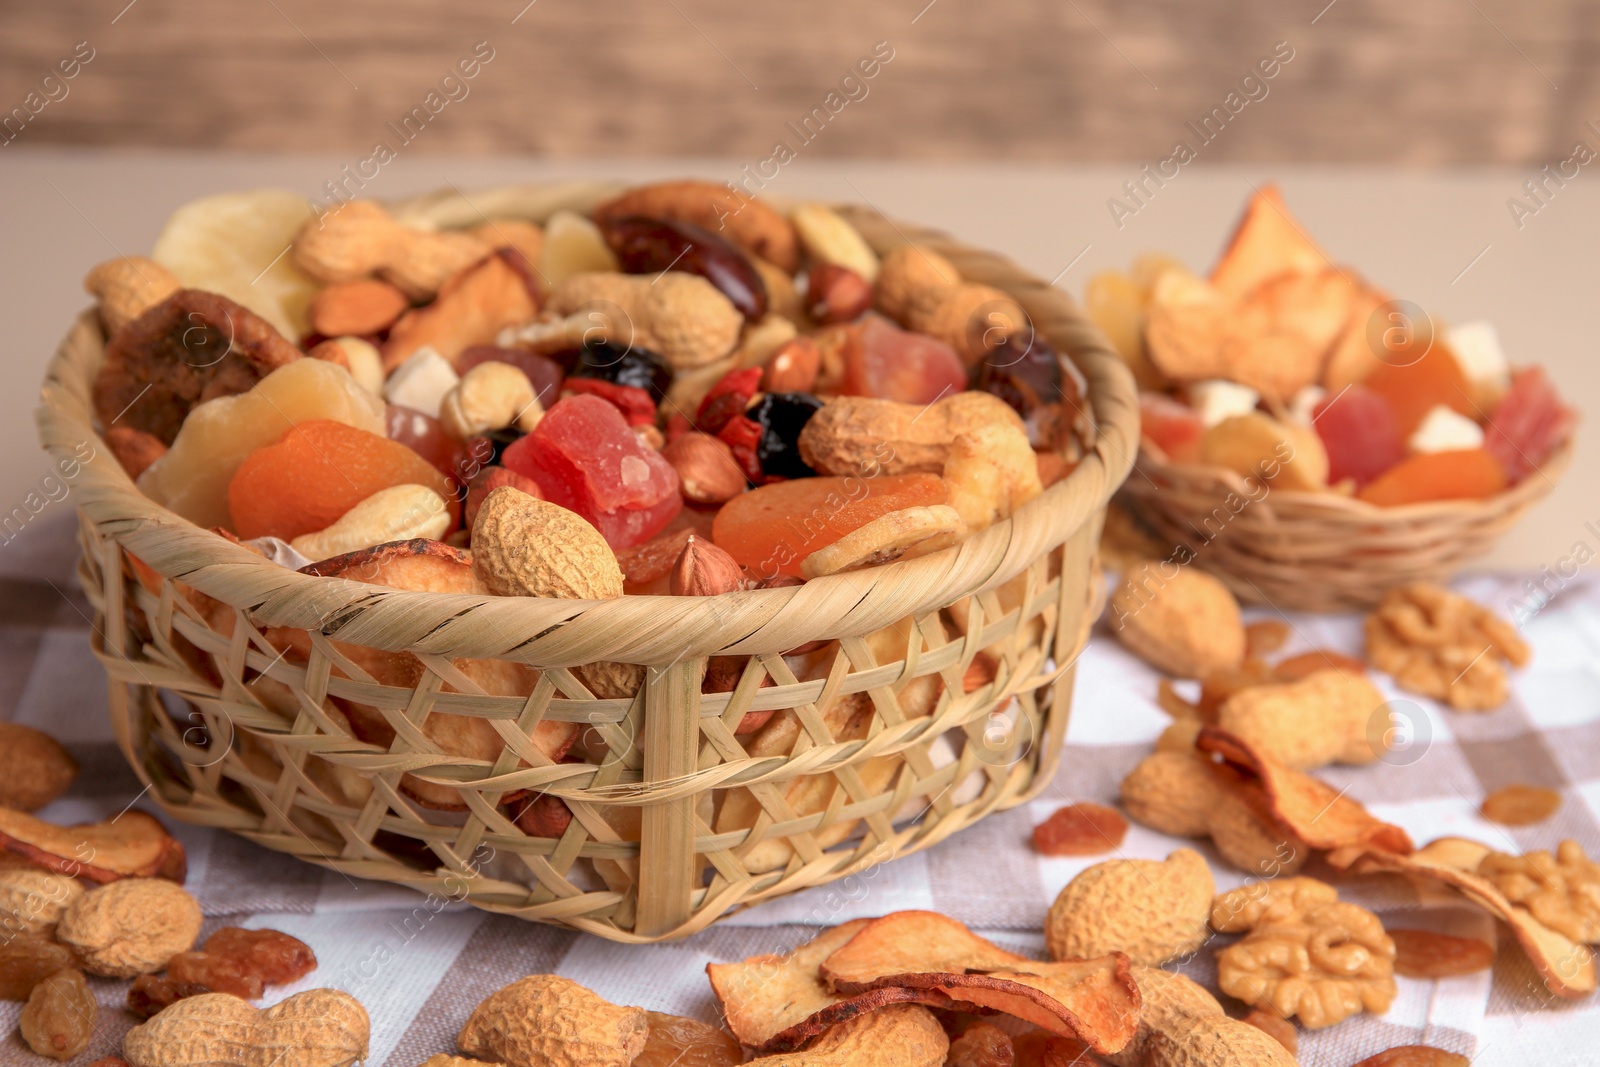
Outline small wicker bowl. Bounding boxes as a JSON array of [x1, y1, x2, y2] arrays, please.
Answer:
[[36, 182, 1138, 943], [1118, 435, 1574, 613]]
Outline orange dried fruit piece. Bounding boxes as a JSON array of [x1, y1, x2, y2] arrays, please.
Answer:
[[228, 419, 456, 540], [635, 1013, 742, 1067], [1032, 803, 1129, 856], [0, 809, 185, 884], [1480, 784, 1562, 826], [1358, 448, 1506, 507], [1363, 344, 1474, 438], [712, 473, 949, 579], [1245, 620, 1291, 659], [1273, 649, 1367, 681], [1389, 928, 1495, 978]]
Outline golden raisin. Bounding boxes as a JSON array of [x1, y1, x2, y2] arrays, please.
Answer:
[[1242, 1008, 1298, 1055], [1351, 1047, 1469, 1067], [1031, 802, 1129, 857], [1389, 929, 1495, 978], [20, 968, 96, 1061], [1480, 784, 1562, 827], [128, 973, 212, 1019], [0, 934, 79, 1001], [1245, 620, 1291, 659], [167, 926, 317, 997], [633, 1012, 742, 1067]]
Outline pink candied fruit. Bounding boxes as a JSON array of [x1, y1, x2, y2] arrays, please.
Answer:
[[1138, 392, 1204, 463], [1312, 384, 1405, 488], [501, 394, 681, 549], [1484, 366, 1574, 484], [839, 315, 967, 405]]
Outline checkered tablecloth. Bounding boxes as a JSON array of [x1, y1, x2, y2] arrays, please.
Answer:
[[2, 509, 1595, 1067]]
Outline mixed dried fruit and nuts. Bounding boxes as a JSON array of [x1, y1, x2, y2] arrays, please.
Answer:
[[88, 179, 1089, 595], [1087, 184, 1574, 505]]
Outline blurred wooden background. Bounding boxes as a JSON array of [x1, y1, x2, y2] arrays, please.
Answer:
[[0, 0, 1593, 163]]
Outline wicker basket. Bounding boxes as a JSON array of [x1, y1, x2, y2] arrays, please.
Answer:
[[1119, 435, 1574, 614], [36, 182, 1138, 942]]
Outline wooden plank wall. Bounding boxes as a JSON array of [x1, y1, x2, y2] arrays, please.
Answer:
[[0, 0, 1593, 164]]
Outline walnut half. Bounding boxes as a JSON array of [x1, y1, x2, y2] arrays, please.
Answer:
[[1211, 877, 1397, 1030], [1478, 840, 1600, 944], [1365, 582, 1530, 711]]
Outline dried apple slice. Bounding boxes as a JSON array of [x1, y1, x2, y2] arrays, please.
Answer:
[[1143, 271, 1229, 383], [1197, 727, 1413, 856], [1221, 268, 1358, 400], [821, 911, 1028, 981], [707, 919, 874, 1047], [1334, 838, 1597, 999], [0, 809, 186, 883], [817, 911, 1141, 1055], [747, 1004, 948, 1067], [1210, 184, 1329, 300]]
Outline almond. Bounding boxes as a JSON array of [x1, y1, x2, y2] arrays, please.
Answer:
[[670, 535, 744, 597], [661, 432, 747, 504], [308, 278, 409, 336]]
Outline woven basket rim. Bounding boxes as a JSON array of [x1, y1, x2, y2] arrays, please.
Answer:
[[1130, 432, 1575, 521], [36, 181, 1139, 664]]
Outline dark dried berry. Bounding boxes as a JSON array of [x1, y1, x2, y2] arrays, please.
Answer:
[[128, 974, 211, 1019], [969, 328, 1065, 417], [600, 215, 768, 319], [749, 392, 823, 480], [567, 340, 674, 399]]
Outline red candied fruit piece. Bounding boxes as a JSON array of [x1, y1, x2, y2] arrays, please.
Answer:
[[716, 413, 765, 484], [1484, 366, 1574, 484], [712, 473, 949, 579], [456, 346, 564, 406], [502, 394, 682, 549], [561, 378, 657, 427], [839, 315, 966, 405], [1139, 392, 1204, 463], [1312, 384, 1405, 488], [696, 367, 763, 434]]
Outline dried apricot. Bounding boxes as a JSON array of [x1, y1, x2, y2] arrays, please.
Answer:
[[1031, 802, 1129, 856], [0, 934, 79, 1001], [1357, 449, 1505, 507], [128, 973, 210, 1019], [1351, 1047, 1469, 1067], [712, 472, 949, 579], [1242, 1008, 1298, 1055], [1480, 784, 1562, 827], [1389, 928, 1495, 978], [1364, 345, 1475, 438], [20, 968, 96, 1060], [634, 1012, 742, 1067], [228, 419, 456, 540]]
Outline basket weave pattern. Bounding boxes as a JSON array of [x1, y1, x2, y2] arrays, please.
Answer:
[[1120, 438, 1573, 614], [38, 185, 1139, 942]]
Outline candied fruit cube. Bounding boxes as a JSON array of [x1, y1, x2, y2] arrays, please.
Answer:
[[501, 394, 681, 549], [838, 314, 966, 405], [1312, 384, 1405, 488]]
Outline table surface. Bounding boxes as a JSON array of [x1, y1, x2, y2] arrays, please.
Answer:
[[1, 155, 1597, 1064], [2, 152, 1595, 579]]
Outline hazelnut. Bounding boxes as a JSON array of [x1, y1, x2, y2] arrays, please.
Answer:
[[670, 535, 745, 597], [806, 262, 873, 324], [661, 432, 747, 504]]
